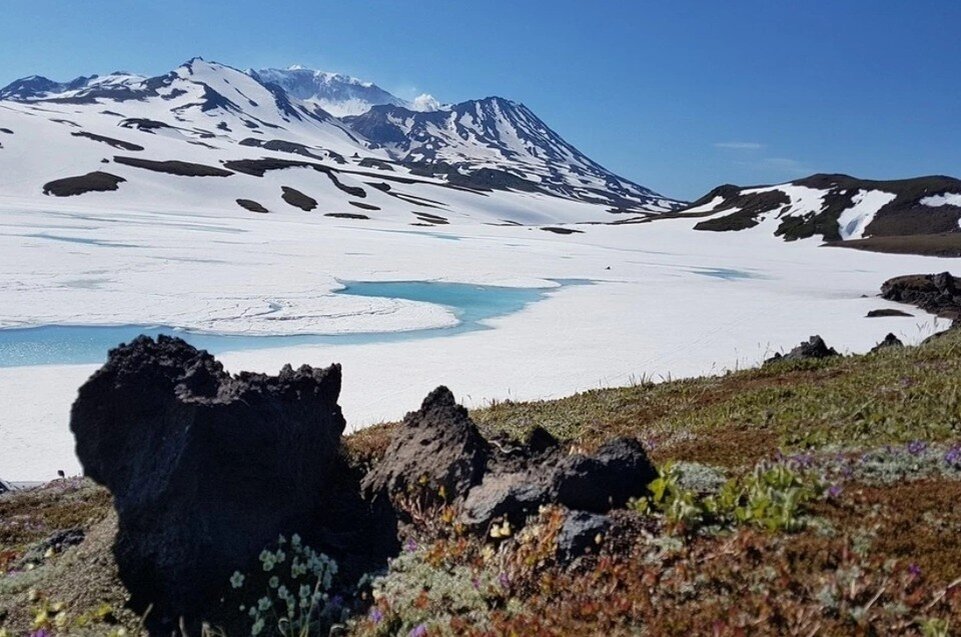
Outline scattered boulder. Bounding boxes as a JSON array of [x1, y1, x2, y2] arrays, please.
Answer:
[[870, 333, 904, 353], [881, 272, 961, 320], [70, 336, 396, 633], [764, 335, 839, 365], [866, 308, 913, 318]]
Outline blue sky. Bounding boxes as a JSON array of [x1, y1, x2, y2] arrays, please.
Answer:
[[2, 0, 959, 200]]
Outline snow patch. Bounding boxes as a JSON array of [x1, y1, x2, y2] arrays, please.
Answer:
[[837, 189, 897, 240], [921, 193, 961, 208]]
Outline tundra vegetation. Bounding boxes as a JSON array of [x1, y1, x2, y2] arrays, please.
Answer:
[[2, 328, 961, 636]]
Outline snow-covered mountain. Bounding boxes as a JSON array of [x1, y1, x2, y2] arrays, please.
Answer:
[[344, 98, 672, 210], [249, 66, 417, 117], [0, 58, 679, 221], [680, 174, 961, 250]]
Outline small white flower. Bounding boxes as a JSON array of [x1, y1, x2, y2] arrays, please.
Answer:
[[257, 596, 272, 612], [230, 571, 245, 589], [269, 576, 280, 589], [251, 617, 265, 636]]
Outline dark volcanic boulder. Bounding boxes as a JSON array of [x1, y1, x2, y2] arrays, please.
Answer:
[[550, 438, 657, 513], [362, 386, 490, 503], [556, 511, 611, 561], [765, 335, 839, 365], [71, 335, 396, 633], [881, 272, 961, 320], [369, 387, 656, 536], [870, 333, 904, 353]]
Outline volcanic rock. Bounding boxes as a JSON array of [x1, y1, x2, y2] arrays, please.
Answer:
[[70, 335, 395, 633], [765, 335, 839, 365], [870, 333, 904, 353], [361, 386, 490, 504], [369, 386, 656, 535], [881, 272, 961, 320], [556, 511, 611, 561]]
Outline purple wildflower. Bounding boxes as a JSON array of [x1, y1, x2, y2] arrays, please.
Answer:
[[31, 630, 51, 637], [908, 563, 922, 578], [945, 446, 961, 467], [906, 440, 928, 456], [409, 624, 428, 637], [498, 572, 510, 589], [369, 607, 384, 624], [827, 484, 843, 499], [404, 537, 418, 553]]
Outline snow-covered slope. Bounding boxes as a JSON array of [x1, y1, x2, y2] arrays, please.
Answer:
[[344, 98, 679, 211], [680, 174, 961, 245], [250, 66, 424, 117], [0, 58, 677, 218]]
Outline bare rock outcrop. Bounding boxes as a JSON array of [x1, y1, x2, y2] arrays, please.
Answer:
[[764, 335, 839, 365], [70, 335, 396, 633], [365, 386, 657, 554], [881, 272, 961, 320]]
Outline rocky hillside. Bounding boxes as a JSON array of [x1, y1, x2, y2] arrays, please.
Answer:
[[677, 174, 961, 255]]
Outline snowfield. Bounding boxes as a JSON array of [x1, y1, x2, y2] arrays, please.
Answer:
[[0, 199, 951, 480]]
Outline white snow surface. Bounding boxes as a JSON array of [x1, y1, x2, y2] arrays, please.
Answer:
[[837, 189, 898, 240], [0, 195, 951, 480], [922, 193, 961, 208]]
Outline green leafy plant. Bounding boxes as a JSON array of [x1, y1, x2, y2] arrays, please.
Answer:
[[228, 534, 345, 637], [634, 461, 822, 533]]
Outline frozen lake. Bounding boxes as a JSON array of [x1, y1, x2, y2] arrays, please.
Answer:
[[0, 205, 947, 481], [0, 280, 583, 367]]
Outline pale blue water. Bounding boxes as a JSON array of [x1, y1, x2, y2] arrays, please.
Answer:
[[0, 280, 589, 367]]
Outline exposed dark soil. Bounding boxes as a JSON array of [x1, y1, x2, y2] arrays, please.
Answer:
[[825, 233, 961, 257], [325, 212, 370, 220], [42, 172, 126, 196], [542, 226, 584, 235], [236, 199, 268, 213], [280, 186, 317, 211], [866, 308, 913, 318], [70, 131, 144, 151], [0, 128, 13, 134], [118, 118, 174, 133], [113, 156, 233, 177], [222, 158, 315, 177], [348, 201, 380, 211]]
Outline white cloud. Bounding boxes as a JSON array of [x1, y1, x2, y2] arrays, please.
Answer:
[[411, 93, 442, 112], [714, 141, 765, 150]]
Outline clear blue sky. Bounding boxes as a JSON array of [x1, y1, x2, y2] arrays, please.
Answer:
[[2, 0, 959, 200]]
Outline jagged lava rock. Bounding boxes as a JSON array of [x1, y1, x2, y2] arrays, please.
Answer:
[[70, 335, 394, 632], [765, 335, 839, 365], [362, 386, 489, 502], [550, 438, 658, 513], [870, 333, 904, 353]]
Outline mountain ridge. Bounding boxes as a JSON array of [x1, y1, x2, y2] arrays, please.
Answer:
[[0, 57, 680, 216]]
